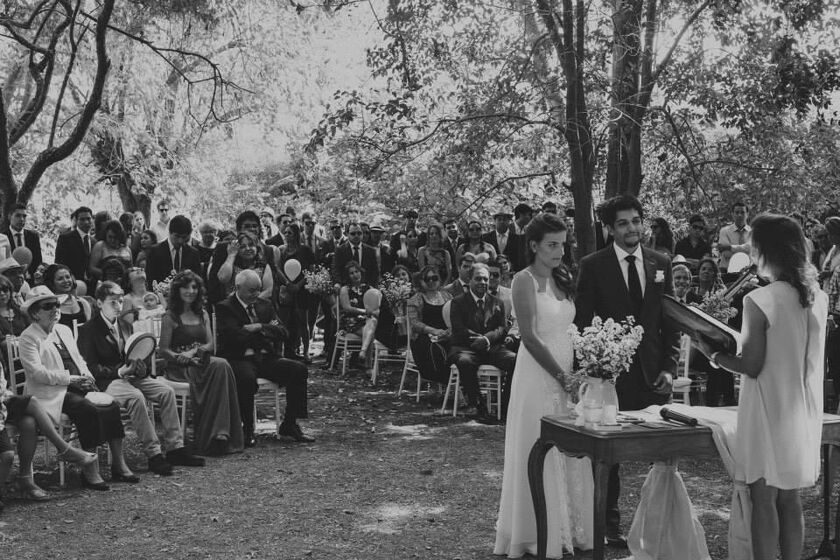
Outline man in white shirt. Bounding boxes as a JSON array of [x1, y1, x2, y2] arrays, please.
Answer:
[[151, 200, 171, 242], [717, 201, 751, 271]]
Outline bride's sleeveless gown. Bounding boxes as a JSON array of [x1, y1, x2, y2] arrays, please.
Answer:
[[494, 269, 594, 557]]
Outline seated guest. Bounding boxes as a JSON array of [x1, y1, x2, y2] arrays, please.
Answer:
[[417, 223, 452, 281], [391, 264, 412, 285], [0, 373, 101, 504], [145, 216, 202, 288], [159, 271, 244, 455], [672, 263, 702, 304], [43, 264, 92, 330], [134, 229, 157, 269], [215, 270, 313, 446], [444, 253, 476, 297], [674, 214, 711, 270], [339, 261, 379, 369], [448, 263, 515, 423], [120, 267, 153, 329], [645, 217, 675, 257], [19, 286, 132, 489], [691, 256, 725, 299], [214, 230, 274, 301], [487, 259, 513, 320], [78, 281, 203, 475], [456, 220, 497, 264], [0, 275, 28, 338], [89, 220, 133, 283], [100, 256, 128, 288], [406, 265, 453, 384], [0, 257, 27, 306]]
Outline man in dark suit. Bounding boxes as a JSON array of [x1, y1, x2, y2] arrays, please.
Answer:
[[575, 194, 679, 547], [444, 253, 476, 297], [215, 269, 313, 446], [3, 203, 42, 278], [368, 224, 394, 276], [390, 209, 426, 249], [55, 206, 95, 282], [145, 215, 203, 288], [77, 281, 204, 476], [448, 263, 516, 423], [331, 222, 379, 285]]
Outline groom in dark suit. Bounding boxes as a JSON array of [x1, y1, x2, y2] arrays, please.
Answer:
[[448, 263, 516, 424], [575, 194, 680, 547]]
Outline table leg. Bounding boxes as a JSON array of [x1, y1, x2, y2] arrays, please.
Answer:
[[527, 439, 553, 560], [591, 460, 611, 560]]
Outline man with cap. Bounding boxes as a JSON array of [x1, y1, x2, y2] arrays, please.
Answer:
[[78, 281, 205, 476], [55, 206, 95, 282], [390, 210, 426, 249], [3, 203, 42, 279], [260, 208, 276, 240], [0, 257, 27, 306], [145, 215, 203, 288], [369, 222, 394, 274]]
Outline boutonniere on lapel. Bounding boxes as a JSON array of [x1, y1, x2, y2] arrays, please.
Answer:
[[654, 270, 666, 283]]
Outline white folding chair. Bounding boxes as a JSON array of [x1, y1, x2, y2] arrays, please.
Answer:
[[146, 316, 190, 430], [438, 301, 503, 419], [329, 295, 363, 376], [673, 334, 706, 405], [396, 318, 422, 401], [372, 313, 408, 383]]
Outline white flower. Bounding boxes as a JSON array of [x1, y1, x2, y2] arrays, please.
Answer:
[[655, 270, 665, 283]]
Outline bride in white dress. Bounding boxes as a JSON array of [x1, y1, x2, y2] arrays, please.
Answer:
[[494, 213, 594, 558]]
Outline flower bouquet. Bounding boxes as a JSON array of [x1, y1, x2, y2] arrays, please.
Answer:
[[379, 273, 413, 313], [692, 291, 737, 323], [152, 271, 176, 304], [303, 265, 333, 296], [567, 316, 644, 427]]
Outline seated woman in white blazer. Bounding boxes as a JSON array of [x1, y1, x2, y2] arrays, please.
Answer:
[[20, 286, 134, 490]]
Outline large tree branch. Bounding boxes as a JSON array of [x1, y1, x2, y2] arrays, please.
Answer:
[[18, 0, 114, 203], [457, 172, 556, 218], [48, 0, 86, 148], [0, 91, 16, 197]]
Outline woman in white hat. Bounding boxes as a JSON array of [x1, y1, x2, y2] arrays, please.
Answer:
[[19, 286, 134, 489]]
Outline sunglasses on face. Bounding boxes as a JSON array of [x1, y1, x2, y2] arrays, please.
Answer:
[[489, 272, 500, 278], [38, 301, 60, 311], [691, 225, 705, 231], [349, 231, 362, 236], [159, 208, 169, 212]]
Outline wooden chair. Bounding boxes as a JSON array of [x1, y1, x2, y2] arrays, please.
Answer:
[[438, 301, 503, 419], [329, 294, 363, 376]]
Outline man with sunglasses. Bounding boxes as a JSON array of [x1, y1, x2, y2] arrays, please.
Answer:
[[331, 223, 379, 286], [390, 209, 427, 250], [151, 200, 171, 242], [318, 220, 345, 268], [674, 214, 711, 271]]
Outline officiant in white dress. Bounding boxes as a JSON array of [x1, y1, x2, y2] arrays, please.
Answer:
[[494, 213, 593, 557]]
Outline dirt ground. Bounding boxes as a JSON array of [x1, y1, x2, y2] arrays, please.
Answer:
[[0, 358, 830, 560]]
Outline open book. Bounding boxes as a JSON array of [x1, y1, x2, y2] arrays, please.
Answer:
[[663, 295, 742, 355]]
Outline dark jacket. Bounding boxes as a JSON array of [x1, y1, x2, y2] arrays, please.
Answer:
[[55, 229, 91, 281], [215, 295, 287, 361], [3, 228, 42, 276], [447, 291, 508, 356], [145, 240, 203, 288], [77, 312, 133, 391], [331, 242, 380, 285]]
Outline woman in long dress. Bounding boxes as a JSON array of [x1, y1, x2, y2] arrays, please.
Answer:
[[698, 214, 827, 560], [159, 271, 244, 456], [495, 213, 593, 557]]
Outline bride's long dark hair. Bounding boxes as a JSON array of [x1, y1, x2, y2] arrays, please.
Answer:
[[525, 212, 575, 298]]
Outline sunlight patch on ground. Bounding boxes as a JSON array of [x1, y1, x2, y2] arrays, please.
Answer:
[[358, 503, 448, 535], [382, 423, 443, 440], [483, 469, 502, 481], [694, 505, 730, 521]]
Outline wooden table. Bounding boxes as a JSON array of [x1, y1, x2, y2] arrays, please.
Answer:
[[527, 413, 840, 560]]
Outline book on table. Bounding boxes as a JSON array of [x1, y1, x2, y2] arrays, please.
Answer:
[[662, 295, 741, 355]]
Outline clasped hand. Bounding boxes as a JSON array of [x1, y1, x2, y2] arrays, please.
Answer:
[[118, 359, 147, 380]]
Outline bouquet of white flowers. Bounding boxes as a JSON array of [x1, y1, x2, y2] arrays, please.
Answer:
[[303, 265, 333, 296], [567, 316, 644, 393], [693, 290, 737, 323], [379, 272, 413, 312]]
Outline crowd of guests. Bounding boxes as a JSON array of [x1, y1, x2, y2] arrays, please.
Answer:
[[0, 196, 838, 516]]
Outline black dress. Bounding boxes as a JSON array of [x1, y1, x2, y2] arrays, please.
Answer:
[[410, 299, 450, 383]]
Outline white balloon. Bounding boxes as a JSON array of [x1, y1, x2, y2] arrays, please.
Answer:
[[284, 258, 302, 280]]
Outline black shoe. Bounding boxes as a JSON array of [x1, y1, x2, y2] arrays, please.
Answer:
[[147, 453, 173, 476], [244, 434, 257, 448], [605, 534, 629, 549], [110, 469, 141, 483], [166, 448, 205, 467], [80, 474, 110, 491], [277, 422, 315, 443]]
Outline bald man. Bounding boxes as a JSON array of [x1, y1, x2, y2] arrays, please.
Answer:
[[215, 270, 313, 446]]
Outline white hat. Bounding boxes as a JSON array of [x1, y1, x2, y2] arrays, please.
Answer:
[[0, 256, 24, 274], [20, 285, 59, 314], [260, 208, 275, 218]]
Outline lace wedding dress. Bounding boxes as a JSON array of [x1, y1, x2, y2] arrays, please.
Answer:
[[494, 269, 594, 558]]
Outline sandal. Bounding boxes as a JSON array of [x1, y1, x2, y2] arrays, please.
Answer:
[[17, 477, 49, 501], [57, 445, 98, 467]]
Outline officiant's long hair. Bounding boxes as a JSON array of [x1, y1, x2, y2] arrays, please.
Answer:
[[750, 213, 817, 308], [524, 213, 575, 298]]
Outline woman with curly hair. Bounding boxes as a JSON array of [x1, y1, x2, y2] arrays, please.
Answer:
[[159, 271, 243, 455], [42, 264, 93, 330], [214, 230, 274, 301]]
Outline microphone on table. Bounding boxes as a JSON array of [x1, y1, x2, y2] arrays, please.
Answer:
[[660, 407, 698, 427]]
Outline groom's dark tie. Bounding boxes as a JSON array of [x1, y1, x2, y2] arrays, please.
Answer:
[[625, 255, 643, 315]]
